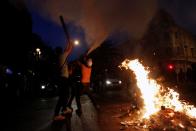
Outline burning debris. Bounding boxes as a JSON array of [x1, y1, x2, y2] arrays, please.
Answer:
[[119, 59, 196, 130], [120, 109, 196, 130]]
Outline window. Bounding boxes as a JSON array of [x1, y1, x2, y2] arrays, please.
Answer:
[[176, 46, 183, 56], [164, 33, 170, 40], [177, 46, 180, 55], [175, 32, 179, 39], [184, 45, 188, 57], [191, 48, 194, 57], [166, 47, 172, 57]]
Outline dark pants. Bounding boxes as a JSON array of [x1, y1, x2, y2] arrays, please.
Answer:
[[67, 82, 97, 110], [80, 83, 97, 107], [67, 82, 81, 110], [54, 77, 69, 116]]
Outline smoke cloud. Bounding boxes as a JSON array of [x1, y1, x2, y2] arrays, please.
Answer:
[[24, 0, 157, 53]]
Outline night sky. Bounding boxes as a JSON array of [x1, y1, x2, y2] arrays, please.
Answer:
[[159, 0, 196, 36], [14, 0, 196, 52], [31, 10, 88, 59]]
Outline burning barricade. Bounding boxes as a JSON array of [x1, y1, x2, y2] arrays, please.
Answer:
[[119, 59, 196, 130]]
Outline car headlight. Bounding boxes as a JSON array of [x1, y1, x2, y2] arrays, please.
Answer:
[[119, 80, 122, 84], [41, 85, 46, 90], [106, 80, 111, 85]]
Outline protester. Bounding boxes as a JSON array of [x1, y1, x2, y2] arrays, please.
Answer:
[[67, 62, 82, 115], [53, 44, 72, 121], [78, 55, 99, 113]]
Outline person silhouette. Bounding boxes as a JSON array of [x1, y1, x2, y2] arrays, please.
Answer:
[[53, 44, 73, 121]]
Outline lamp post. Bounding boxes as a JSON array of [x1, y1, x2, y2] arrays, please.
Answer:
[[35, 48, 41, 61], [36, 48, 41, 55]]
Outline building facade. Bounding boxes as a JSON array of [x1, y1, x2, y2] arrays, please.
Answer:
[[140, 10, 196, 82], [170, 26, 196, 74]]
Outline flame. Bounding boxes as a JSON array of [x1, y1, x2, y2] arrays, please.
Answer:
[[178, 123, 185, 128], [121, 59, 196, 119]]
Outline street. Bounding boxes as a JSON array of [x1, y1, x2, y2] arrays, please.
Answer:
[[1, 1, 196, 131], [1, 83, 196, 131], [1, 87, 133, 131], [1, 96, 101, 131]]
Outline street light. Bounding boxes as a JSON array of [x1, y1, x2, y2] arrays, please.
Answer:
[[36, 48, 41, 55], [35, 48, 41, 60], [74, 40, 80, 46]]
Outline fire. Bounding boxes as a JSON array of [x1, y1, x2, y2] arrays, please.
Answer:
[[121, 59, 196, 119]]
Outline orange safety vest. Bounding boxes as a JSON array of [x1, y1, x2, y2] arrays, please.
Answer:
[[80, 64, 91, 83]]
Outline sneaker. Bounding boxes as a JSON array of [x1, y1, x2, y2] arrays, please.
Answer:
[[53, 115, 65, 121], [63, 107, 73, 114]]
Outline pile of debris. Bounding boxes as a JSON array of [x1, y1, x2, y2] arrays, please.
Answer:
[[120, 108, 196, 130]]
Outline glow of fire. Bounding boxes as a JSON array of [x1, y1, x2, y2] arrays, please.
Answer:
[[121, 59, 196, 119]]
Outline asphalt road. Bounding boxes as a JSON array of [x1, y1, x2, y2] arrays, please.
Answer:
[[0, 85, 134, 131], [1, 83, 195, 131], [1, 95, 102, 131]]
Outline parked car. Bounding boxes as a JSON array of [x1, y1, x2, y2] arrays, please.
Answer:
[[104, 78, 122, 88], [39, 81, 58, 97], [92, 75, 124, 92]]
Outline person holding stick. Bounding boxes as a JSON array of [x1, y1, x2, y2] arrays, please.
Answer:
[[53, 16, 73, 121]]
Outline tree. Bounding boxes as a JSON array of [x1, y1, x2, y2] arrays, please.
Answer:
[[0, 0, 32, 71]]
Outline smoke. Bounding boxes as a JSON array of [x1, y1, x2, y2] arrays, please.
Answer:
[[24, 0, 157, 53]]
